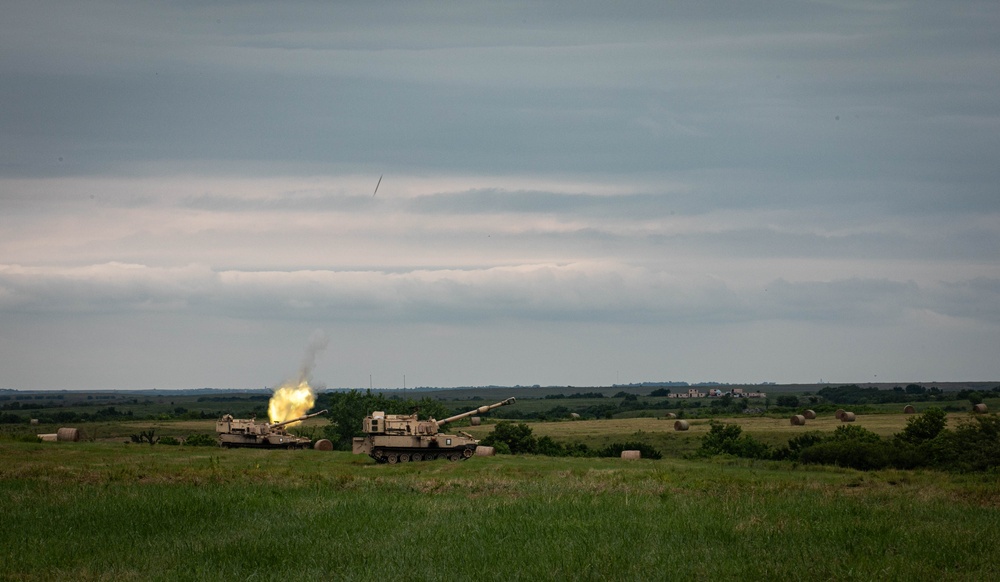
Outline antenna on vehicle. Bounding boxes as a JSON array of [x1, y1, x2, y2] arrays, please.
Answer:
[[372, 174, 383, 197]]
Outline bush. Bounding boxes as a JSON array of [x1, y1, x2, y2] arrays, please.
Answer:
[[776, 395, 800, 408], [896, 407, 947, 445], [481, 422, 537, 454], [159, 436, 180, 446], [798, 440, 896, 471], [184, 433, 218, 447], [928, 414, 1000, 472], [698, 422, 772, 460]]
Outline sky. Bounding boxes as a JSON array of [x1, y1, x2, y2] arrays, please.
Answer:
[[2, 1, 999, 391]]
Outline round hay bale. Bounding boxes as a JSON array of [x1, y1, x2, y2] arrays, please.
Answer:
[[313, 439, 333, 451], [620, 450, 641, 460], [39, 433, 59, 442], [470, 416, 481, 426], [840, 412, 856, 422], [973, 403, 988, 414], [790, 415, 806, 426], [56, 427, 80, 442], [475, 445, 495, 457], [803, 409, 816, 420], [674, 420, 689, 431], [903, 405, 916, 414], [835, 409, 846, 420], [30, 418, 39, 425], [664, 412, 677, 419], [569, 412, 581, 420]]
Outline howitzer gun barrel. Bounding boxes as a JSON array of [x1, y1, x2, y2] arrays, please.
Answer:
[[438, 397, 515, 426], [271, 409, 328, 429]]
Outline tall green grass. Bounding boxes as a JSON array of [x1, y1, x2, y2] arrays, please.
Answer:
[[2, 443, 999, 580]]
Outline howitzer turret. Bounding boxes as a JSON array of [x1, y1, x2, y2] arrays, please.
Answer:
[[217, 409, 328, 449], [352, 397, 516, 463]]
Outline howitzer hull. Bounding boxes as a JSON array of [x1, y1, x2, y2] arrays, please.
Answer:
[[352, 433, 477, 463], [219, 433, 313, 449]]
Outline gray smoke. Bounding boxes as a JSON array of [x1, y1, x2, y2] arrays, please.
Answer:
[[298, 329, 329, 382]]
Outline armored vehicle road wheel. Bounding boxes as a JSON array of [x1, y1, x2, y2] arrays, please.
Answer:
[[448, 452, 461, 462], [387, 453, 398, 464], [411, 453, 422, 462], [399, 453, 410, 462]]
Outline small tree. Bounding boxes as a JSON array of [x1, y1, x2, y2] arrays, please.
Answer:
[[776, 395, 800, 408], [897, 407, 947, 445], [481, 421, 537, 454]]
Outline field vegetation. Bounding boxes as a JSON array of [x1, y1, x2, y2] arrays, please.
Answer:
[[2, 440, 1000, 580], [3, 385, 1000, 579]]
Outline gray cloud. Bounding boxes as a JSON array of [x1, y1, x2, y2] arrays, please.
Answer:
[[2, 1, 998, 388]]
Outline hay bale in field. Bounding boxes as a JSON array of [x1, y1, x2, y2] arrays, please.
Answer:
[[569, 413, 581, 420], [30, 419, 39, 425], [840, 412, 856, 422], [475, 445, 495, 457], [56, 427, 80, 442], [664, 412, 677, 419], [803, 409, 816, 419], [790, 415, 806, 426], [835, 409, 846, 420], [973, 403, 988, 414], [621, 450, 641, 460], [470, 416, 481, 426], [39, 433, 58, 442], [903, 405, 916, 414], [313, 439, 333, 451], [674, 420, 689, 431]]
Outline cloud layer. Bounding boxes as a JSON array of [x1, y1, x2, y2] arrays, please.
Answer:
[[1, 2, 998, 389]]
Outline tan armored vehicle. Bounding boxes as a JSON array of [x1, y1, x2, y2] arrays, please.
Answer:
[[353, 397, 515, 463], [216, 409, 328, 449]]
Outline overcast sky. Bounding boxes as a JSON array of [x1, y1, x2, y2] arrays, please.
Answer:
[[2, 1, 999, 390]]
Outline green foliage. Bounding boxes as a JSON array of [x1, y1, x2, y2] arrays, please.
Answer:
[[183, 433, 217, 447], [797, 440, 900, 471], [130, 429, 158, 445], [775, 395, 800, 408], [698, 422, 772, 459], [158, 436, 180, 446], [897, 407, 947, 445], [481, 421, 537, 454], [829, 424, 882, 443], [928, 414, 1000, 472]]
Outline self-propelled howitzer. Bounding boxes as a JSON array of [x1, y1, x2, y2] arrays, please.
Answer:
[[217, 409, 328, 449], [352, 397, 515, 463]]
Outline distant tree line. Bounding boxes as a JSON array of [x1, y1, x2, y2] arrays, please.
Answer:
[[697, 409, 1000, 472], [818, 384, 1000, 405]]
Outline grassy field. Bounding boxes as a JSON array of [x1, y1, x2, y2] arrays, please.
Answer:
[[2, 439, 1000, 580]]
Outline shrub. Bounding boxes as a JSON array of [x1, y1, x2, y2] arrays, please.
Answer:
[[159, 436, 180, 446], [698, 422, 772, 460], [481, 422, 537, 454], [928, 414, 1000, 472], [184, 433, 218, 447], [896, 407, 947, 445], [776, 395, 800, 408], [798, 440, 895, 471]]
